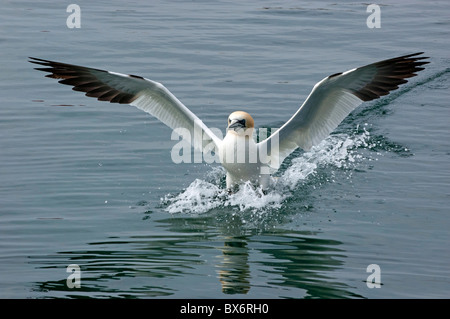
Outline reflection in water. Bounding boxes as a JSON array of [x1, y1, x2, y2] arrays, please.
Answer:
[[30, 234, 207, 298], [253, 231, 363, 298], [218, 237, 250, 294], [30, 212, 363, 298], [159, 213, 363, 298], [215, 231, 362, 298]]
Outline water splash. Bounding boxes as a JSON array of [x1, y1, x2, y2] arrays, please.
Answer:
[[161, 126, 373, 215]]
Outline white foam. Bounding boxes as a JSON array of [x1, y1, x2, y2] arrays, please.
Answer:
[[162, 127, 372, 214], [162, 178, 224, 214]]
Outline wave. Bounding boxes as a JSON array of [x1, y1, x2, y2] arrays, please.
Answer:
[[161, 125, 373, 215]]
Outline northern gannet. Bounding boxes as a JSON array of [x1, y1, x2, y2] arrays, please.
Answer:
[[29, 53, 428, 191]]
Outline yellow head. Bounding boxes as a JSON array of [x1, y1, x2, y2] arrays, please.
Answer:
[[227, 111, 255, 136]]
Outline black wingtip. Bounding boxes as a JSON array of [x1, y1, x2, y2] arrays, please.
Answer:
[[29, 57, 54, 68], [29, 57, 139, 105], [351, 52, 429, 102], [29, 57, 48, 64]]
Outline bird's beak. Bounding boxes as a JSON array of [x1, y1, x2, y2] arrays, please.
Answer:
[[228, 119, 245, 130]]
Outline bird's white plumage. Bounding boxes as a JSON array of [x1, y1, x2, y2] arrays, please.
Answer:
[[81, 68, 222, 153], [259, 73, 365, 170], [29, 53, 428, 191], [131, 86, 222, 153]]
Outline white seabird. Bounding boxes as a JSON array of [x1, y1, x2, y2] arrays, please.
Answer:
[[29, 53, 428, 191]]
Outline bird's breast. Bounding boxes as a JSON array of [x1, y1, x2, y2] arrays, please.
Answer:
[[219, 134, 263, 176], [219, 134, 257, 163]]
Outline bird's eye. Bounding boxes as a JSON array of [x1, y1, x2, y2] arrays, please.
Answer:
[[228, 119, 231, 123], [241, 119, 246, 126]]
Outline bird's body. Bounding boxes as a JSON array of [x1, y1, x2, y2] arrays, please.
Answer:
[[29, 53, 428, 192], [221, 137, 268, 191], [219, 111, 270, 191]]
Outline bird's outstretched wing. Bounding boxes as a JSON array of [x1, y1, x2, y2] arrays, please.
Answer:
[[29, 57, 222, 152], [259, 52, 429, 170]]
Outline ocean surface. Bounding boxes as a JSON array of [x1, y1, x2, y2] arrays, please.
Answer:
[[1, 0, 449, 299]]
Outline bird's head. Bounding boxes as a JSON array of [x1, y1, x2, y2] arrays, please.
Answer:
[[227, 111, 254, 136]]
